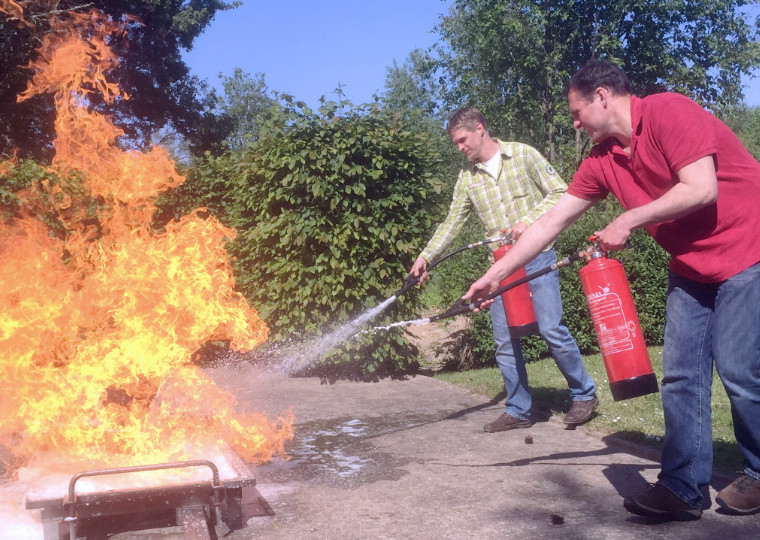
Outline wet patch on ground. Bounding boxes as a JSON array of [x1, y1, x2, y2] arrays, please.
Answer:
[[250, 412, 452, 488]]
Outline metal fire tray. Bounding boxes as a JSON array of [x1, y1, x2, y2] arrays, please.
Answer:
[[25, 452, 256, 540]]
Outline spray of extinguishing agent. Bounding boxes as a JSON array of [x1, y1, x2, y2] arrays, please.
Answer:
[[382, 235, 659, 402]]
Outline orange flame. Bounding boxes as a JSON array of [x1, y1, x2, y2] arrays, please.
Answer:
[[0, 5, 292, 473]]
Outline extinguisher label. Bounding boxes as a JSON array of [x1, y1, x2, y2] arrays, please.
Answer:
[[586, 289, 636, 354]]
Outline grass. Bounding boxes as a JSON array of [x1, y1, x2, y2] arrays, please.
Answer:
[[433, 346, 744, 475]]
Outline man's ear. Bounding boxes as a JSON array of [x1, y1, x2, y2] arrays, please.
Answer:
[[596, 86, 609, 107]]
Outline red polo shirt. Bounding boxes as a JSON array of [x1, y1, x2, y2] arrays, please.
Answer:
[[568, 93, 760, 283]]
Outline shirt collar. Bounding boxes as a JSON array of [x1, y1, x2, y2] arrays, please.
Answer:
[[469, 139, 511, 173]]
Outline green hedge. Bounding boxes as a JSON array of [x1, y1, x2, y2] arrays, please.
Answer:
[[181, 100, 448, 378]]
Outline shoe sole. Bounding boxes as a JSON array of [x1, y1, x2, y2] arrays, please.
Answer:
[[483, 421, 532, 433], [716, 497, 760, 515], [563, 398, 600, 425], [623, 497, 702, 521]]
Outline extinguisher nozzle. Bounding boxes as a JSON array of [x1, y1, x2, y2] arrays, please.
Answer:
[[395, 273, 421, 297], [428, 297, 477, 323]]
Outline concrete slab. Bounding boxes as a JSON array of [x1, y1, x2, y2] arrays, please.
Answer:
[[191, 364, 760, 540], [13, 364, 760, 539]]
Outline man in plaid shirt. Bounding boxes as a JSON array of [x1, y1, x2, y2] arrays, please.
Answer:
[[410, 107, 598, 431]]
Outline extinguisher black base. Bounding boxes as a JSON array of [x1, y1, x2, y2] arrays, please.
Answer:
[[609, 373, 660, 401], [508, 322, 540, 340]]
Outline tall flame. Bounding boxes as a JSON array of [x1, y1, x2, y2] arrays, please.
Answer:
[[0, 4, 292, 474]]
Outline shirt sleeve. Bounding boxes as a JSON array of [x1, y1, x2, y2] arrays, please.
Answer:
[[520, 146, 567, 226], [568, 146, 612, 201], [420, 172, 473, 263]]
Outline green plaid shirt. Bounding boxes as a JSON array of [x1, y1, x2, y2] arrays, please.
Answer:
[[421, 139, 566, 263]]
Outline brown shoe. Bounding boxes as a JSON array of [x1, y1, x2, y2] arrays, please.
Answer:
[[563, 396, 599, 425], [716, 474, 760, 515], [483, 413, 531, 433], [623, 482, 702, 521]]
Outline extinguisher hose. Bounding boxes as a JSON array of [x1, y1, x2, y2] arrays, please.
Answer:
[[427, 250, 585, 323], [393, 234, 509, 297]]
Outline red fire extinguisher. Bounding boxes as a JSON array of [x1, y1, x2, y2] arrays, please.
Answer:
[[493, 241, 539, 339], [579, 239, 659, 401]]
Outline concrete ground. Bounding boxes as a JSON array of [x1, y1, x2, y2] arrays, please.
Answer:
[[17, 363, 760, 540]]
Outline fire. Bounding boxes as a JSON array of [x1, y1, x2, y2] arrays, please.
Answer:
[[0, 4, 293, 474]]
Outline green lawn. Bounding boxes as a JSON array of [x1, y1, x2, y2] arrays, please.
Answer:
[[434, 346, 744, 474]]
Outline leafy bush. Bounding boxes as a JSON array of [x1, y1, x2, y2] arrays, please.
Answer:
[[190, 99, 448, 378]]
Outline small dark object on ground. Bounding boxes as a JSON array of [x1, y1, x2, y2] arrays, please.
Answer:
[[550, 514, 565, 525], [524, 434, 534, 444]]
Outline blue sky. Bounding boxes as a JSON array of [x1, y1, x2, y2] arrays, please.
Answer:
[[182, 0, 451, 107], [183, 0, 760, 109]]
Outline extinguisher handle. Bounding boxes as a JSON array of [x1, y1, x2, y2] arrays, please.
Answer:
[[587, 235, 632, 250]]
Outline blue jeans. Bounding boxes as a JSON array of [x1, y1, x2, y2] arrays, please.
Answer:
[[490, 249, 597, 420], [659, 262, 760, 508]]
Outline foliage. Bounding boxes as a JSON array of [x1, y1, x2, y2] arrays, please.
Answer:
[[0, 0, 237, 160], [722, 104, 760, 160], [187, 98, 447, 378], [433, 0, 760, 166], [382, 49, 444, 118], [216, 68, 279, 149], [0, 158, 97, 244]]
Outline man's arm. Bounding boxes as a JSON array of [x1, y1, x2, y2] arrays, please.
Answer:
[[411, 174, 473, 281], [463, 193, 596, 303], [594, 155, 718, 250]]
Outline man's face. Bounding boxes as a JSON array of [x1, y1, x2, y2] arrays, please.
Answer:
[[449, 124, 486, 163], [568, 88, 608, 143]]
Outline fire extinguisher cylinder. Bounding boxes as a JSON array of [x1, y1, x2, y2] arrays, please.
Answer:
[[579, 247, 659, 401], [493, 243, 539, 339]]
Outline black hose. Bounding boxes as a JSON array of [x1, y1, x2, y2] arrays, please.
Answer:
[[427, 251, 584, 323], [394, 236, 507, 297]]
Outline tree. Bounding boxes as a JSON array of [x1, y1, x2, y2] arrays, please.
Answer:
[[433, 0, 760, 168], [216, 68, 278, 149], [0, 0, 237, 160], [382, 49, 444, 118]]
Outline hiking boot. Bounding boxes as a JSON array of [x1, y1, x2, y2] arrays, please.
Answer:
[[623, 482, 702, 521], [563, 396, 600, 425], [483, 413, 531, 433], [716, 474, 760, 515]]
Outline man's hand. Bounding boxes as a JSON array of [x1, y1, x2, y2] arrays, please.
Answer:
[[410, 256, 429, 284], [461, 274, 500, 312], [593, 214, 632, 251], [510, 221, 528, 241]]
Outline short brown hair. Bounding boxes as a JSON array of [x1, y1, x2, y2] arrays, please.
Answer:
[[446, 107, 488, 135], [569, 60, 631, 100]]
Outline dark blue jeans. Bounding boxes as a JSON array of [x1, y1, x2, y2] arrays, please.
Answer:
[[490, 249, 597, 420], [660, 262, 760, 508]]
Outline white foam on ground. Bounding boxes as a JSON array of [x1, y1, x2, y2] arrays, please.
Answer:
[[0, 481, 43, 540]]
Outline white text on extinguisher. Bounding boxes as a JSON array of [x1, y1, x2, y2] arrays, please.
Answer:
[[586, 286, 637, 354]]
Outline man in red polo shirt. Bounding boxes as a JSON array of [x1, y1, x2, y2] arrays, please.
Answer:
[[462, 60, 760, 521]]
